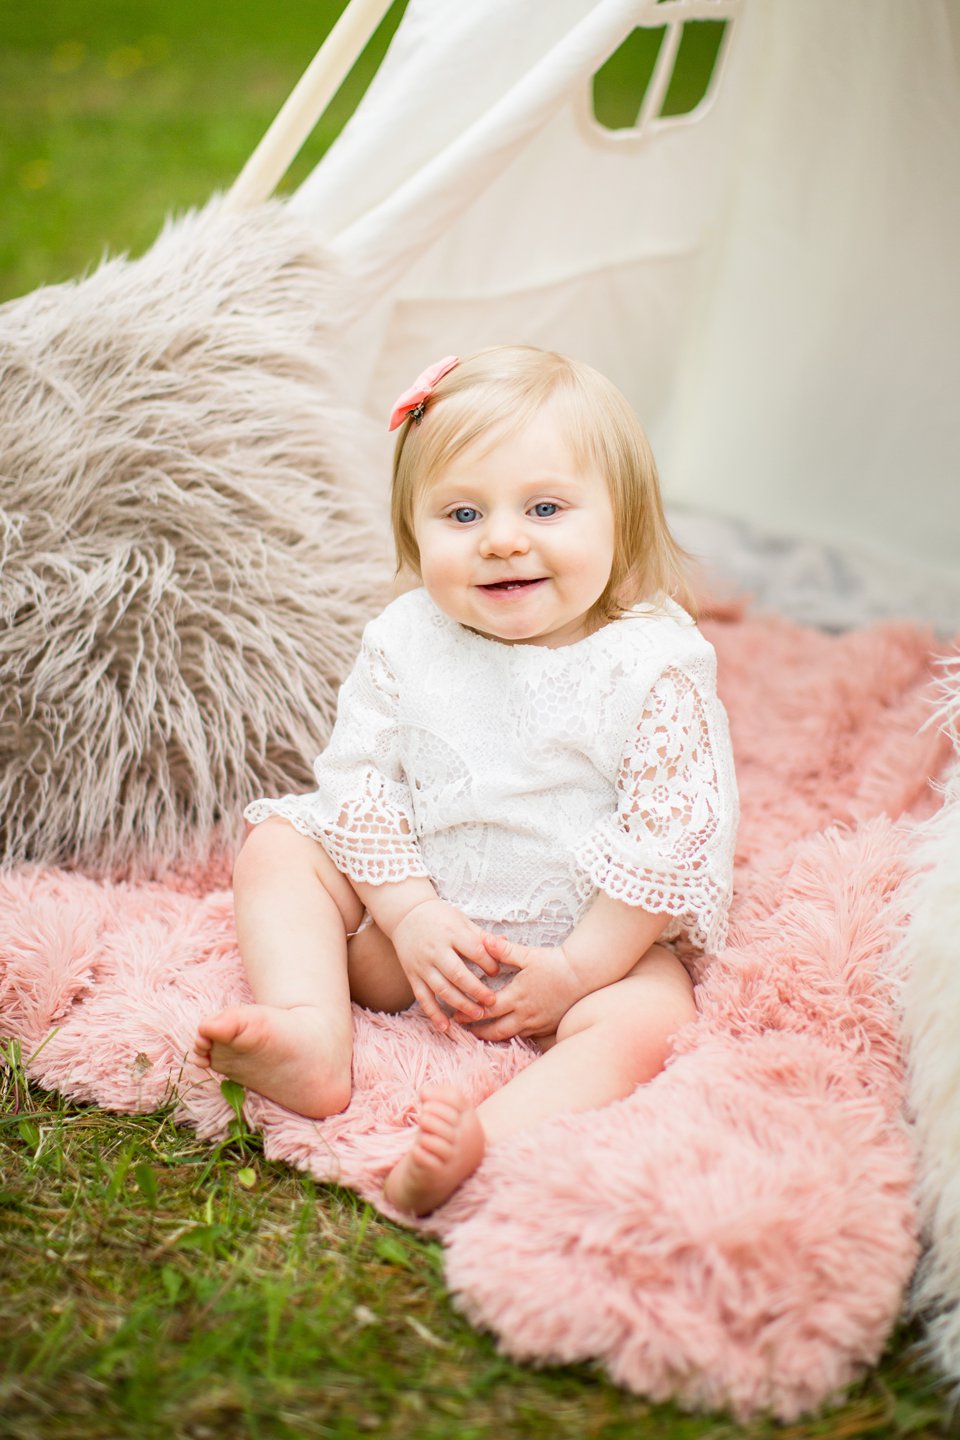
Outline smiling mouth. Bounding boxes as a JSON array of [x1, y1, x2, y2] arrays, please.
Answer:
[[478, 578, 545, 593]]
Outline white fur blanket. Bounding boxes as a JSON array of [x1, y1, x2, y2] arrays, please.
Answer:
[[0, 611, 952, 1420], [902, 658, 960, 1391]]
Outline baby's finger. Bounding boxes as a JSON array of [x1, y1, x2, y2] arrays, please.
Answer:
[[468, 989, 512, 1024], [469, 1012, 522, 1043], [446, 920, 499, 978], [412, 979, 450, 1034], [428, 972, 488, 1022], [450, 999, 500, 1026], [464, 935, 500, 977], [441, 955, 498, 1008], [482, 932, 526, 968]]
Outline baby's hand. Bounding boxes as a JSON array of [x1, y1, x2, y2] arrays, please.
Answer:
[[390, 899, 499, 1034], [459, 934, 585, 1042]]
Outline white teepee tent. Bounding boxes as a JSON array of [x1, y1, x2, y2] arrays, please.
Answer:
[[230, 0, 960, 612]]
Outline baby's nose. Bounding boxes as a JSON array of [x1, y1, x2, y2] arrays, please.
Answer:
[[480, 514, 530, 557]]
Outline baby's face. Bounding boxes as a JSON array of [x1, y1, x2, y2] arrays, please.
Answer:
[[411, 404, 615, 648]]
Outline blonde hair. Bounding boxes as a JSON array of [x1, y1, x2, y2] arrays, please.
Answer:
[[391, 345, 696, 624]]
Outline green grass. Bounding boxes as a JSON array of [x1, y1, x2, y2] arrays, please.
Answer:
[[1, 1041, 954, 1439], [0, 5, 956, 1435], [0, 0, 408, 303]]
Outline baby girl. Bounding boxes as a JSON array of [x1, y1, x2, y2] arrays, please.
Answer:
[[194, 345, 738, 1214]]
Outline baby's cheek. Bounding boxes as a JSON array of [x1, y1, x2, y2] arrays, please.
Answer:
[[564, 532, 615, 594], [419, 540, 463, 590]]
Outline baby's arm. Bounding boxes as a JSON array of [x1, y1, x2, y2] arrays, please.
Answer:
[[563, 892, 669, 991], [465, 894, 668, 1042], [353, 877, 499, 1032]]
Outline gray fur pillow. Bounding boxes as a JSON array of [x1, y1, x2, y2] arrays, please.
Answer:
[[0, 199, 391, 876]]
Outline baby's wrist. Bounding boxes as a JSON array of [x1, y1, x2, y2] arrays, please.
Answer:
[[556, 940, 592, 998], [385, 896, 436, 941], [358, 878, 439, 941]]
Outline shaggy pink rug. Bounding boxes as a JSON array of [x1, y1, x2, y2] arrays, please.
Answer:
[[0, 611, 951, 1420]]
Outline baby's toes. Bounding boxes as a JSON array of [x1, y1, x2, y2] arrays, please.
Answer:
[[423, 1095, 460, 1125], [417, 1132, 454, 1165], [192, 1029, 214, 1059]]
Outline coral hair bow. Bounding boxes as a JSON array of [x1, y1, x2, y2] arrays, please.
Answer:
[[388, 355, 460, 431]]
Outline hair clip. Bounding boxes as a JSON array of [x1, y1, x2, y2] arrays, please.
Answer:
[[388, 355, 459, 432]]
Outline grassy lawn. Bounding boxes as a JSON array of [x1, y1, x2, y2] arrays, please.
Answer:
[[1, 1044, 950, 1440], [0, 0, 407, 303], [0, 5, 955, 1436]]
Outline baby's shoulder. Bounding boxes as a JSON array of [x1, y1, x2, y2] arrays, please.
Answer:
[[359, 588, 452, 674], [362, 587, 435, 643], [608, 598, 714, 666]]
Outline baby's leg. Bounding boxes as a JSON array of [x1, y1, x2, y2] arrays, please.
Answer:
[[195, 818, 366, 1117], [477, 944, 695, 1139], [346, 920, 415, 1014], [384, 945, 694, 1214], [383, 1086, 485, 1216]]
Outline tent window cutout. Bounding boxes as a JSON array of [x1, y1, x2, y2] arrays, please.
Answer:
[[592, 19, 730, 133]]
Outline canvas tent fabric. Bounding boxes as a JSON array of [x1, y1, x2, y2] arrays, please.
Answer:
[[286, 0, 960, 594]]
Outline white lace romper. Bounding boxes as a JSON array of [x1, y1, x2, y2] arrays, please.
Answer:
[[246, 587, 739, 965]]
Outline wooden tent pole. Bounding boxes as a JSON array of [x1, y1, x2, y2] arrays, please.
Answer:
[[224, 0, 396, 212]]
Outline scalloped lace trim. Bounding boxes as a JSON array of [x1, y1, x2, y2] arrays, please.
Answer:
[[244, 797, 428, 886]]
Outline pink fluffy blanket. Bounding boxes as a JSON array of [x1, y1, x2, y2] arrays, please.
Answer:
[[0, 612, 951, 1420]]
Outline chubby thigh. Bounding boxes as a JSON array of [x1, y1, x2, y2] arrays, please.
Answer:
[[346, 918, 416, 1013], [238, 819, 413, 1011]]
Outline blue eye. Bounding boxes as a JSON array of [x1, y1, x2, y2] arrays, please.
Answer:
[[531, 501, 559, 518], [450, 506, 479, 524]]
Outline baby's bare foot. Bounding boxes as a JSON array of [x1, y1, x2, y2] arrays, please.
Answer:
[[383, 1085, 485, 1216], [193, 1004, 351, 1118]]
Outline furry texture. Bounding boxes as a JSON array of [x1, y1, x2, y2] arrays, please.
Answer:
[[0, 198, 392, 876], [901, 656, 960, 1390], [0, 612, 951, 1421]]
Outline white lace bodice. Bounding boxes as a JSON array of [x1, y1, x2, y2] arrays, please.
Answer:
[[246, 588, 738, 951]]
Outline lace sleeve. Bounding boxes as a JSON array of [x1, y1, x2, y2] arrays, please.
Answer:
[[573, 665, 735, 951], [244, 628, 429, 886]]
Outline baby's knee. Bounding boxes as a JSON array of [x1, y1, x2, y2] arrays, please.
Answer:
[[556, 966, 697, 1065], [608, 997, 696, 1086], [233, 816, 320, 889]]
